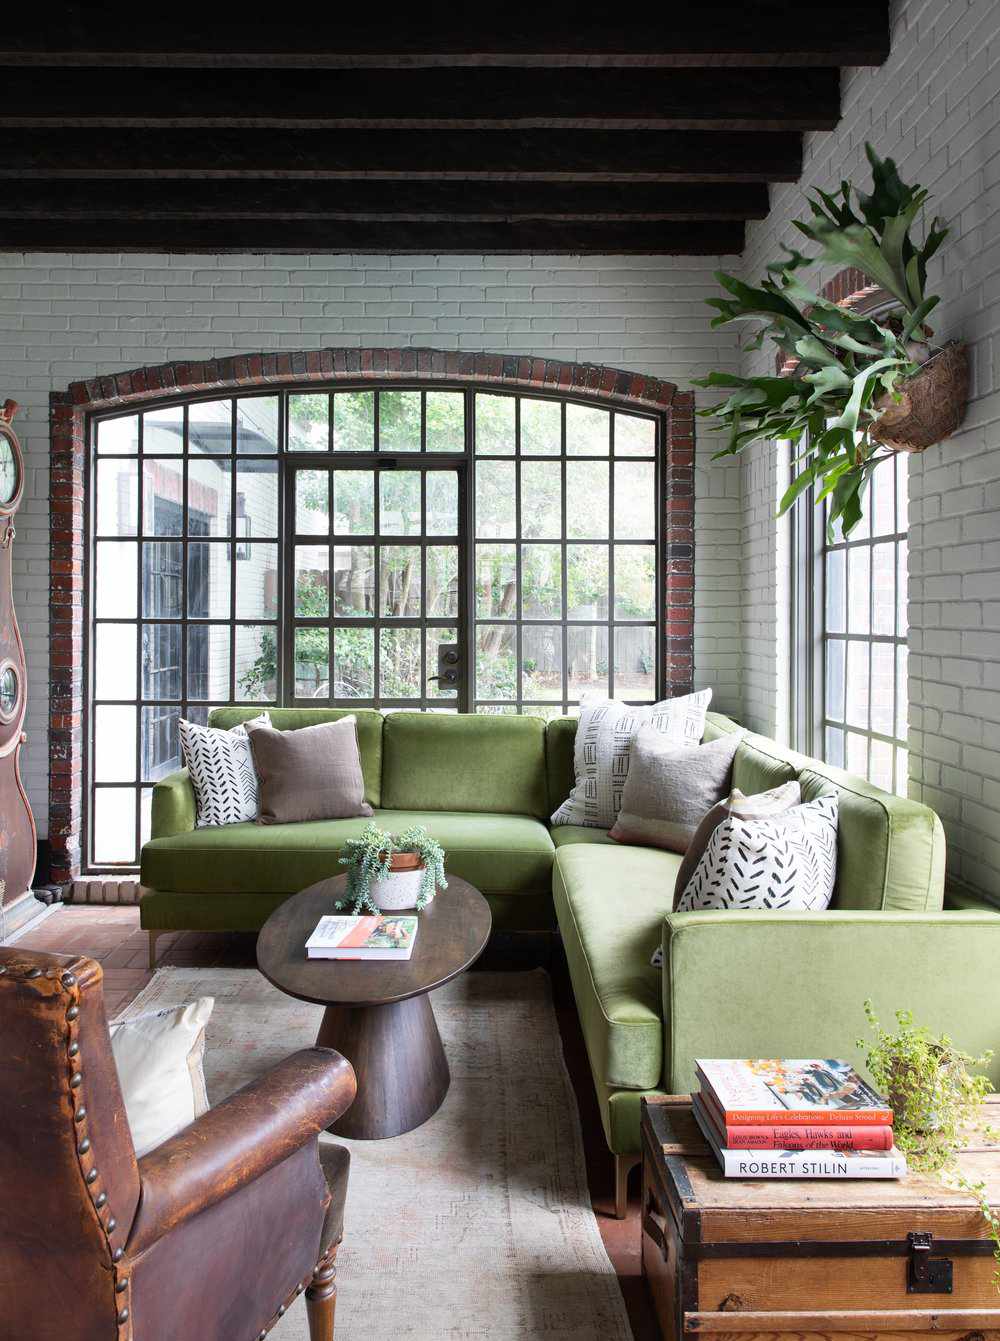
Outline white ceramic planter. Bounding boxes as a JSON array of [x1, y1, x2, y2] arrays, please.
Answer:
[[371, 857, 429, 912]]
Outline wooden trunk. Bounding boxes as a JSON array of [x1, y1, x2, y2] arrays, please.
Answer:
[[641, 1095, 1000, 1341]]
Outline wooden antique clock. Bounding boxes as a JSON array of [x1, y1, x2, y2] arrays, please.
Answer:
[[0, 400, 36, 910]]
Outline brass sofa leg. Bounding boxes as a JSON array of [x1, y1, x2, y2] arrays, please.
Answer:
[[306, 1244, 339, 1341], [614, 1153, 640, 1220], [148, 931, 161, 971]]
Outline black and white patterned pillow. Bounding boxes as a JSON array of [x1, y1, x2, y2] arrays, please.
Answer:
[[675, 794, 839, 912], [551, 690, 713, 829], [179, 713, 270, 828]]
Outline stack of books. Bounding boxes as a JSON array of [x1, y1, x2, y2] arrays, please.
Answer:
[[305, 914, 418, 961], [693, 1059, 906, 1179]]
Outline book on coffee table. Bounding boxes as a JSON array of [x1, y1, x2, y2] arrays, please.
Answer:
[[305, 914, 418, 961]]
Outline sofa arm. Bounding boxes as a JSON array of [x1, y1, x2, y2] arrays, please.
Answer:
[[660, 909, 1000, 1093], [126, 1047, 356, 1256], [151, 768, 196, 838]]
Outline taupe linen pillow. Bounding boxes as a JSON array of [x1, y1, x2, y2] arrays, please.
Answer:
[[609, 727, 741, 853], [246, 716, 373, 825]]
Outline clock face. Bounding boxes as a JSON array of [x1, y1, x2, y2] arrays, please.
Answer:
[[0, 433, 19, 508]]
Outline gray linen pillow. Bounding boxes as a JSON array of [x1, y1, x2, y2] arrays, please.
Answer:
[[246, 716, 373, 825], [608, 726, 741, 853]]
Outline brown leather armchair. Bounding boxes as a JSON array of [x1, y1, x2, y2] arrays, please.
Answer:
[[0, 947, 357, 1341]]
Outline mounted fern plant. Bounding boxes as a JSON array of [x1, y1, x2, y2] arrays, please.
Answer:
[[693, 144, 967, 537]]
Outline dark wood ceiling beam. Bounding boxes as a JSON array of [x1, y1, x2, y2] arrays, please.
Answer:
[[0, 8, 890, 67], [0, 129, 801, 182], [0, 66, 841, 131], [2, 180, 770, 222], [0, 218, 745, 255]]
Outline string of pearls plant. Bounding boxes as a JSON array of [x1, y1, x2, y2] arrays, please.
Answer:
[[336, 823, 447, 915]]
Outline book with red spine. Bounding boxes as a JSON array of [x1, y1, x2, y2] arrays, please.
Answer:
[[698, 1085, 893, 1150], [696, 1059, 893, 1127]]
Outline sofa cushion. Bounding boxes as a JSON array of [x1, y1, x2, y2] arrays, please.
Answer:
[[381, 713, 548, 818], [545, 717, 578, 816], [208, 707, 384, 808], [141, 808, 555, 897], [552, 842, 680, 1092], [550, 825, 617, 848]]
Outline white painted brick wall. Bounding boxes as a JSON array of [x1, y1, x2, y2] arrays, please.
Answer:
[[740, 0, 1000, 897], [0, 252, 740, 838]]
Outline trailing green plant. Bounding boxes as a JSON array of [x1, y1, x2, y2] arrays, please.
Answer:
[[858, 1001, 999, 1283], [693, 144, 950, 537], [336, 822, 447, 914]]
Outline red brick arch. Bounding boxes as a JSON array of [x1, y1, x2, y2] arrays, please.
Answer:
[[49, 348, 694, 882]]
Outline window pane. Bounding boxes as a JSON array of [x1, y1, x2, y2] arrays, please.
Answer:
[[896, 645, 909, 741], [188, 457, 231, 536], [95, 624, 137, 700], [238, 460, 279, 539], [520, 398, 561, 455], [476, 625, 516, 699], [566, 462, 609, 539], [380, 471, 422, 535], [825, 548, 846, 634], [825, 638, 845, 722], [237, 396, 278, 454], [869, 738, 894, 792], [522, 625, 563, 700], [144, 406, 184, 455], [476, 544, 516, 619], [141, 624, 182, 700], [187, 542, 230, 618], [142, 705, 181, 780], [426, 546, 459, 619], [296, 469, 330, 534], [522, 545, 562, 620], [380, 545, 422, 617], [614, 413, 656, 457], [234, 625, 277, 701], [332, 545, 374, 617], [288, 394, 329, 451], [567, 545, 609, 618], [96, 459, 138, 537], [140, 787, 153, 850], [825, 725, 845, 768], [614, 625, 654, 700], [294, 626, 328, 699], [614, 545, 655, 620], [896, 454, 908, 530], [847, 545, 871, 634], [895, 747, 909, 798], [379, 391, 421, 452], [94, 706, 136, 781], [93, 788, 136, 865], [235, 543, 279, 619], [426, 626, 459, 700], [333, 627, 374, 698], [333, 391, 374, 452], [566, 402, 609, 456], [897, 540, 908, 636], [186, 625, 230, 700], [188, 400, 232, 455], [96, 542, 137, 618], [871, 459, 895, 536], [295, 545, 330, 618], [425, 392, 464, 452], [476, 460, 516, 537], [846, 640, 870, 729], [519, 461, 561, 538], [846, 730, 869, 775], [614, 461, 655, 539], [426, 471, 458, 536], [142, 542, 182, 617], [475, 393, 515, 455], [380, 628, 421, 697], [872, 542, 895, 635], [142, 459, 184, 535], [333, 470, 374, 535], [97, 415, 138, 455], [870, 641, 896, 736], [567, 625, 608, 700]]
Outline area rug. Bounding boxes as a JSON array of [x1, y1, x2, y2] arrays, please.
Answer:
[[121, 968, 633, 1341]]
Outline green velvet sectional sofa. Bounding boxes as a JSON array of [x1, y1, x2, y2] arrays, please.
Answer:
[[141, 707, 1000, 1214]]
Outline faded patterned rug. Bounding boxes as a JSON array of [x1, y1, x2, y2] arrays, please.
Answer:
[[122, 968, 633, 1341]]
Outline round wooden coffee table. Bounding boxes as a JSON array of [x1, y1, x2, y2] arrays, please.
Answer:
[[257, 874, 491, 1140]]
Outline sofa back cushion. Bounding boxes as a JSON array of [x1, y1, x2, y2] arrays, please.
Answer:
[[545, 717, 578, 816], [381, 712, 548, 818], [208, 707, 383, 807]]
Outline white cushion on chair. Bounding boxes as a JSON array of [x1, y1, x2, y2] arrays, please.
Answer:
[[110, 998, 214, 1157]]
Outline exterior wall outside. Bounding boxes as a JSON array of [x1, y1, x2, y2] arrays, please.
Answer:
[[0, 251, 739, 864], [740, 0, 1000, 896]]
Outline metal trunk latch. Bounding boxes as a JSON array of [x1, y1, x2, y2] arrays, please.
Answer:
[[907, 1231, 953, 1293]]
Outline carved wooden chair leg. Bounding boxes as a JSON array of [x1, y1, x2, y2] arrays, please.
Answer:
[[306, 1243, 339, 1341], [147, 931, 161, 971], [614, 1153, 641, 1219]]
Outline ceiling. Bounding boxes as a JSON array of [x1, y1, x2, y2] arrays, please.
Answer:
[[0, 8, 889, 255]]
